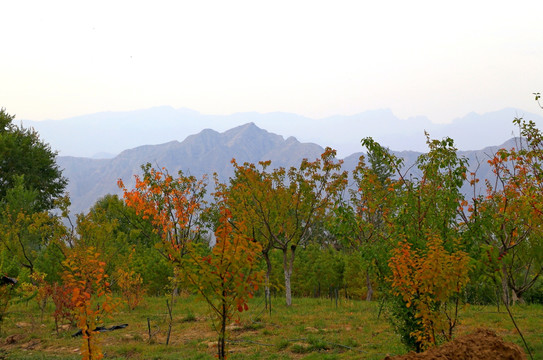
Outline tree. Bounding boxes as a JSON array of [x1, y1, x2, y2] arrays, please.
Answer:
[[83, 194, 171, 295], [0, 176, 67, 275], [121, 165, 261, 359], [75, 201, 130, 274], [227, 160, 277, 311], [180, 190, 263, 359], [229, 148, 347, 306], [389, 236, 470, 350], [62, 247, 117, 360], [328, 138, 399, 301], [474, 118, 543, 305], [115, 249, 146, 311], [0, 108, 67, 212], [118, 163, 208, 263], [369, 134, 471, 351]]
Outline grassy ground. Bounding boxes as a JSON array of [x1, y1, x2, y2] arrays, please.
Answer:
[[1, 295, 542, 359]]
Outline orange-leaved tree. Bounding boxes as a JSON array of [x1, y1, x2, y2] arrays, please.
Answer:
[[227, 159, 276, 311], [380, 134, 471, 351], [118, 163, 207, 264], [181, 187, 264, 359], [473, 118, 543, 305], [51, 282, 77, 334], [388, 235, 471, 351], [62, 247, 117, 360]]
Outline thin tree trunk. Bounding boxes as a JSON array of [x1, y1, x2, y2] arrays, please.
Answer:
[[264, 251, 272, 314], [501, 265, 510, 306], [366, 270, 373, 301], [218, 296, 227, 359], [282, 245, 296, 307], [166, 300, 173, 345]]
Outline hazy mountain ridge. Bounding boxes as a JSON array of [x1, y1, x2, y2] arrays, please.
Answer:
[[58, 123, 326, 214], [57, 122, 520, 215], [22, 106, 543, 158]]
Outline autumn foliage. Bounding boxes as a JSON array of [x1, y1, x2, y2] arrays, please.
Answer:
[[182, 191, 264, 359], [116, 249, 146, 311], [62, 247, 117, 360], [389, 236, 471, 350], [229, 148, 347, 307], [51, 282, 77, 333], [473, 118, 543, 305], [119, 165, 263, 359], [118, 163, 206, 260]]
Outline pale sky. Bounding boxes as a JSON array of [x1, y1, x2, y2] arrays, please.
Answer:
[[2, 0, 542, 123]]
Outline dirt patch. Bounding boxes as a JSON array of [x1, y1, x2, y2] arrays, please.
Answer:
[[384, 328, 526, 360], [4, 334, 23, 345], [21, 338, 41, 350]]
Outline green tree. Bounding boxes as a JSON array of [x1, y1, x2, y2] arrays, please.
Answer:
[[0, 176, 67, 275], [362, 134, 470, 351], [328, 138, 399, 301], [0, 108, 67, 212], [84, 194, 172, 295]]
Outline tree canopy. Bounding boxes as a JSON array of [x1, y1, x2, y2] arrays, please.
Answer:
[[0, 108, 67, 212]]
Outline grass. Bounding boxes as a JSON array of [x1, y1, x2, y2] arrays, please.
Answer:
[[1, 295, 542, 359]]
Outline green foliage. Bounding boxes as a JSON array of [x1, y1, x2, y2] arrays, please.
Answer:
[[328, 139, 399, 301], [0, 279, 17, 332], [374, 134, 471, 351], [0, 245, 20, 278], [34, 241, 66, 284], [78, 194, 172, 295], [291, 244, 346, 298], [0, 108, 67, 212], [523, 277, 543, 304], [0, 178, 67, 275], [130, 245, 173, 295]]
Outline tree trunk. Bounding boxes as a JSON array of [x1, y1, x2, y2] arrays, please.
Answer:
[[511, 288, 525, 305], [501, 265, 510, 306], [218, 296, 227, 359], [282, 245, 296, 307], [264, 251, 272, 313], [365, 270, 373, 301]]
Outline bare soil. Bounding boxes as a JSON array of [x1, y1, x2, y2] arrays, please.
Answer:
[[384, 328, 526, 360]]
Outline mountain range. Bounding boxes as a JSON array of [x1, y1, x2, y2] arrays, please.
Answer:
[[55, 122, 518, 215], [22, 106, 543, 159]]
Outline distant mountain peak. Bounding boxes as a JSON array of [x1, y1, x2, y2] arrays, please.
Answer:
[[226, 122, 261, 133]]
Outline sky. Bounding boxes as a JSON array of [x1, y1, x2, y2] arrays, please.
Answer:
[[2, 0, 543, 124]]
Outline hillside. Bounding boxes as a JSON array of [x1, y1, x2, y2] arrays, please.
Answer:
[[58, 123, 325, 214], [58, 122, 519, 215]]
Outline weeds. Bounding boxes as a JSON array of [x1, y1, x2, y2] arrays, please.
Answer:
[[1, 295, 541, 359]]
